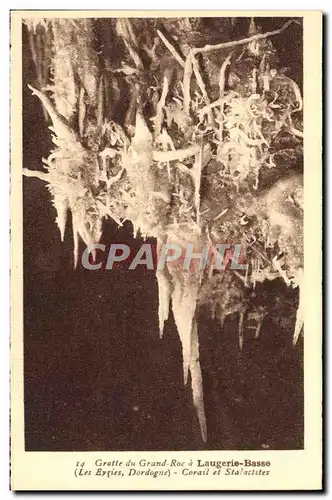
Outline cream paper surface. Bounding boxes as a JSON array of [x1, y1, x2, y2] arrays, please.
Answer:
[[10, 10, 322, 491]]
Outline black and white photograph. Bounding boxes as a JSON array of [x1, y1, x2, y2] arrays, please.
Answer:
[[10, 10, 322, 491]]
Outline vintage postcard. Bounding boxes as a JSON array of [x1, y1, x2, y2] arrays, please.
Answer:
[[10, 10, 322, 490]]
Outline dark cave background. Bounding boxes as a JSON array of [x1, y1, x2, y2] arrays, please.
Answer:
[[23, 17, 304, 451]]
